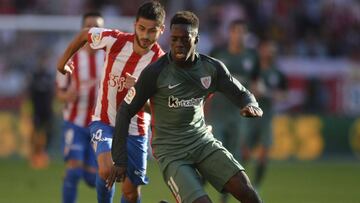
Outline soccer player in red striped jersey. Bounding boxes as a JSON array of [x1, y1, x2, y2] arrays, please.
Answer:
[[57, 12, 104, 203], [57, 2, 165, 203]]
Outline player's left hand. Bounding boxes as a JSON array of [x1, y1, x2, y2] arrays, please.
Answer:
[[106, 165, 127, 190], [240, 105, 263, 117], [124, 72, 137, 89]]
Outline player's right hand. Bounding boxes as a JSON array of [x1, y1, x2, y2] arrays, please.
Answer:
[[124, 72, 137, 89], [59, 61, 75, 75], [106, 165, 127, 190], [240, 105, 263, 117]]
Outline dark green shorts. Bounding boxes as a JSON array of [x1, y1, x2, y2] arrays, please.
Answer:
[[159, 140, 244, 203]]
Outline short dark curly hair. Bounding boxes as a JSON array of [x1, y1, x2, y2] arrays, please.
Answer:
[[170, 11, 199, 32], [136, 1, 165, 25]]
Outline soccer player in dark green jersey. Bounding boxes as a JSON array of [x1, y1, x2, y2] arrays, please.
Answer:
[[241, 38, 287, 189], [210, 19, 260, 87], [107, 11, 263, 203]]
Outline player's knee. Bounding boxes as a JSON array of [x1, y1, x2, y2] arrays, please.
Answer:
[[64, 167, 83, 184], [122, 183, 140, 203], [226, 171, 262, 203], [240, 183, 261, 202], [233, 179, 260, 203], [66, 159, 83, 168]]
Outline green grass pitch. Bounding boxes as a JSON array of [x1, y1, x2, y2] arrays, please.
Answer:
[[1, 159, 359, 203]]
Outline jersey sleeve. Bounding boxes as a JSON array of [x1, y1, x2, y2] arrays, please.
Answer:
[[214, 59, 258, 108], [87, 27, 121, 50], [111, 65, 160, 166]]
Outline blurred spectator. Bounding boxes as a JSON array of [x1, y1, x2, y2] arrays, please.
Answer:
[[242, 38, 287, 189], [28, 51, 55, 169], [206, 19, 260, 203]]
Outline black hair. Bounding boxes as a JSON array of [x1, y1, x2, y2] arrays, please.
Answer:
[[228, 18, 247, 30], [82, 11, 103, 26], [170, 11, 199, 31], [136, 1, 165, 25]]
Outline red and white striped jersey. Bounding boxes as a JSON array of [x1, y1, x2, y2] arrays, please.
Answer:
[[57, 49, 104, 127], [87, 27, 164, 135]]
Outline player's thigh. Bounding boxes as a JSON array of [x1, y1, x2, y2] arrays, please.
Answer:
[[97, 152, 113, 178], [197, 148, 244, 193], [89, 122, 114, 177], [163, 163, 207, 203], [126, 135, 149, 186], [89, 121, 114, 157]]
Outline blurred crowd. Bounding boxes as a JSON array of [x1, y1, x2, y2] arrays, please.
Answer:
[[1, 0, 359, 56], [0, 0, 359, 113]]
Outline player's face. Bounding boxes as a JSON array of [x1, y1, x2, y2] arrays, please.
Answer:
[[229, 24, 246, 45], [170, 24, 197, 63], [134, 17, 164, 49], [83, 16, 104, 28]]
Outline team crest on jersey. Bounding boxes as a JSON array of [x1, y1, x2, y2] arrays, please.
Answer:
[[125, 87, 136, 104], [200, 76, 211, 89], [91, 32, 101, 46]]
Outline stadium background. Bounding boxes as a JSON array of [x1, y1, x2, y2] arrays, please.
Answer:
[[0, 0, 359, 202]]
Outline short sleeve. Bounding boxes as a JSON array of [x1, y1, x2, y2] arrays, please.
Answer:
[[87, 27, 121, 50]]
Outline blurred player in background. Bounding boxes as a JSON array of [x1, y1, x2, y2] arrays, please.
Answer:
[[206, 19, 260, 203], [241, 38, 287, 189], [107, 11, 263, 203], [56, 12, 104, 203], [57, 1, 165, 203], [29, 51, 55, 169]]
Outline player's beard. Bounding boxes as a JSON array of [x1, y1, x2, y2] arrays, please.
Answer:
[[135, 33, 154, 49]]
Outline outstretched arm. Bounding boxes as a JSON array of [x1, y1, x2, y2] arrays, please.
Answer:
[[57, 28, 89, 74], [215, 60, 263, 117]]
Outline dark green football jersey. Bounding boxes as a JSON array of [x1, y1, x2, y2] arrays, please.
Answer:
[[112, 53, 259, 166]]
